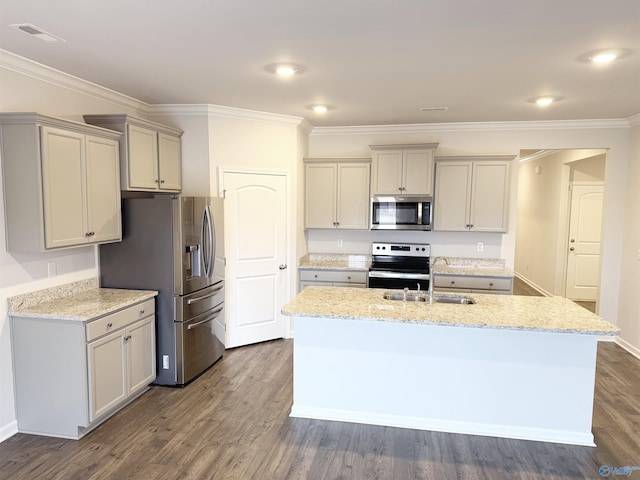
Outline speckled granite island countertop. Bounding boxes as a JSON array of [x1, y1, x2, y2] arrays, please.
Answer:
[[9, 279, 157, 322], [431, 257, 513, 278], [282, 286, 618, 336], [298, 253, 371, 271]]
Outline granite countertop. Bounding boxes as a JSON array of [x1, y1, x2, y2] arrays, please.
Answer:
[[9, 279, 157, 322], [282, 286, 619, 336], [432, 257, 514, 278], [298, 253, 371, 271]]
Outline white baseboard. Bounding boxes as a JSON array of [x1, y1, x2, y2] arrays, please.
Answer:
[[615, 337, 640, 360], [0, 421, 18, 443], [290, 406, 595, 447], [513, 272, 553, 297]]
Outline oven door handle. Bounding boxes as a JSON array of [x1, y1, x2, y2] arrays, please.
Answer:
[[368, 271, 431, 280]]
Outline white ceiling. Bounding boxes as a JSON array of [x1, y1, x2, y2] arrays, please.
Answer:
[[1, 0, 639, 127]]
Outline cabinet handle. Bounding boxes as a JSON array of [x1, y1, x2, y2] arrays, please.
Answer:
[[489, 283, 494, 287], [279, 264, 287, 270], [85, 232, 95, 237], [314, 274, 318, 278], [107, 322, 113, 328], [450, 281, 455, 285], [347, 276, 351, 280], [140, 309, 145, 315], [160, 179, 165, 184]]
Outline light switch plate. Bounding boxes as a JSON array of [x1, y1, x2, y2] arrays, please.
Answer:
[[476, 242, 484, 252]]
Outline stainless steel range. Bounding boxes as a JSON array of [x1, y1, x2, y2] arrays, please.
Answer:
[[368, 242, 431, 290]]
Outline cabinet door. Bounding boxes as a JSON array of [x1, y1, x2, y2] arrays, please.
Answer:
[[372, 150, 403, 194], [126, 124, 159, 190], [403, 149, 434, 195], [337, 163, 370, 229], [87, 329, 127, 421], [85, 135, 121, 244], [434, 162, 472, 231], [127, 316, 156, 393], [157, 133, 182, 191], [305, 163, 337, 228], [40, 127, 88, 248], [470, 162, 510, 232]]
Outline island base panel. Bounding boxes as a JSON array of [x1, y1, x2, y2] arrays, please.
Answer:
[[291, 316, 597, 446]]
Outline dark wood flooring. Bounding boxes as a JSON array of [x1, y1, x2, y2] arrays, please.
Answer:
[[1, 336, 639, 479], [513, 277, 596, 313]]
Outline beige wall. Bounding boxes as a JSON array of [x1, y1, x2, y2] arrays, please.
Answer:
[[617, 124, 640, 354], [515, 150, 606, 296]]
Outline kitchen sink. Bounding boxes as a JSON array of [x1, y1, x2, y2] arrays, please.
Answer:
[[382, 291, 475, 305], [433, 295, 475, 305], [383, 291, 425, 302]]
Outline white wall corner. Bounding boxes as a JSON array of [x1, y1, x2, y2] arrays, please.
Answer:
[[0, 420, 18, 443], [628, 113, 640, 128]]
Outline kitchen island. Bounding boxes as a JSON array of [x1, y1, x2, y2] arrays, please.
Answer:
[[281, 286, 619, 446]]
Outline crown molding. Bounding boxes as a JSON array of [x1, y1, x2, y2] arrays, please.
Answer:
[[628, 113, 640, 127], [310, 118, 632, 136], [0, 49, 149, 114], [150, 103, 305, 127]]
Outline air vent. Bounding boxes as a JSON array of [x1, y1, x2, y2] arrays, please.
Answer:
[[10, 23, 65, 43], [419, 107, 449, 112]]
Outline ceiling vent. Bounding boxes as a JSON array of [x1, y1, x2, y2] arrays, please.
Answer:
[[10, 23, 65, 43], [419, 107, 448, 112]]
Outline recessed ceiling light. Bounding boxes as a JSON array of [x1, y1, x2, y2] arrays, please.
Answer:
[[578, 48, 632, 64], [528, 96, 562, 107], [591, 52, 618, 63], [535, 97, 555, 106], [10, 23, 65, 43], [265, 63, 306, 76], [307, 104, 335, 114]]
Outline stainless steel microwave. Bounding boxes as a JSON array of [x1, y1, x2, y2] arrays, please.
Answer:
[[371, 195, 433, 231]]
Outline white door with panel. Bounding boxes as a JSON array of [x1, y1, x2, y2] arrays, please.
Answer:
[[565, 185, 604, 301], [223, 172, 288, 348]]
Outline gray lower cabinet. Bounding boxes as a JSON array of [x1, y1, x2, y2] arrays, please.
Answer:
[[434, 275, 513, 294], [11, 299, 156, 439], [299, 270, 368, 291]]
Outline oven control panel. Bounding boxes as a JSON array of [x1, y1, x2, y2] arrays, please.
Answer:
[[371, 242, 431, 257]]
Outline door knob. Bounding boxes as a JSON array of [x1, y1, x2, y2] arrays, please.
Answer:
[[279, 264, 287, 270]]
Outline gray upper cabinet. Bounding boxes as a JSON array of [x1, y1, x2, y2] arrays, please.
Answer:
[[84, 114, 183, 193], [434, 156, 513, 232], [370, 143, 438, 195], [304, 158, 371, 230], [0, 113, 122, 252]]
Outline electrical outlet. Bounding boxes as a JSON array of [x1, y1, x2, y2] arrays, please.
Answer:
[[476, 242, 484, 252], [337, 239, 343, 248], [47, 261, 57, 277]]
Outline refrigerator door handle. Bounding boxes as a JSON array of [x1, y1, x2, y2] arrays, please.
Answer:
[[186, 284, 224, 304], [186, 306, 224, 329], [202, 205, 214, 278]]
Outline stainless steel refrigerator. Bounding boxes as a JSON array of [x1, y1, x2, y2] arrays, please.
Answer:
[[100, 196, 225, 386]]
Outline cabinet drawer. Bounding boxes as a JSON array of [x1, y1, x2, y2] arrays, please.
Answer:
[[86, 299, 155, 342], [434, 275, 512, 291], [299, 270, 367, 284]]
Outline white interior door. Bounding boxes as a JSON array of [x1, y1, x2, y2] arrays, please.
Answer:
[[565, 185, 604, 301], [222, 171, 288, 348]]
